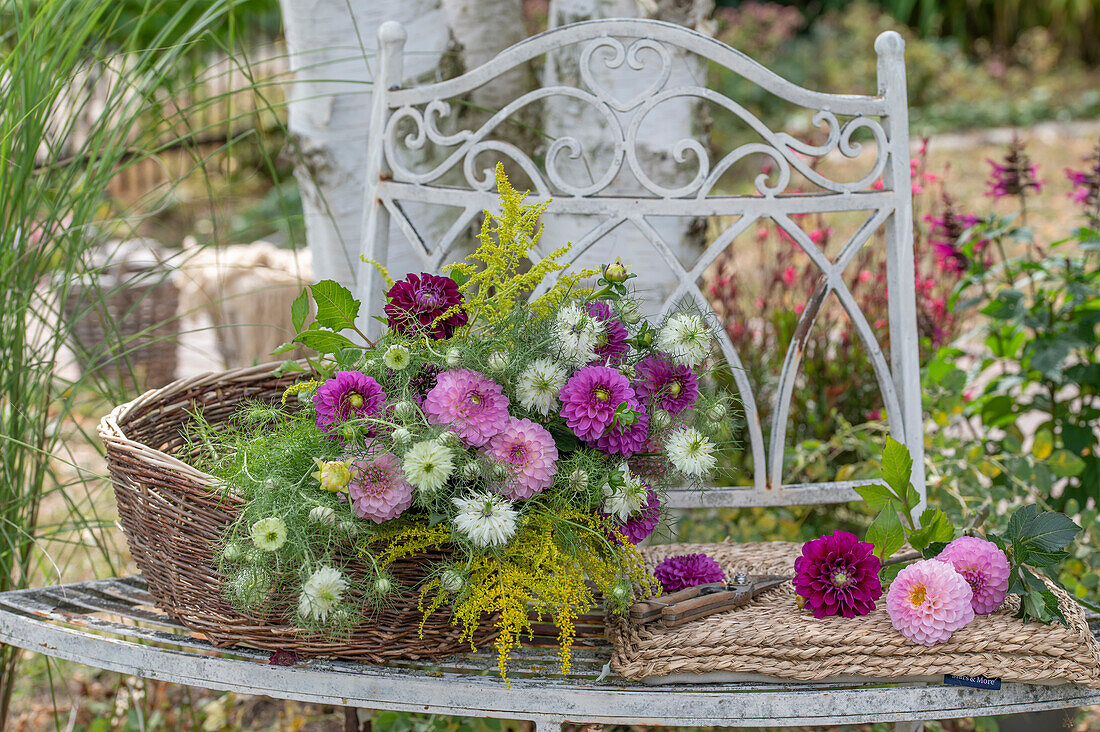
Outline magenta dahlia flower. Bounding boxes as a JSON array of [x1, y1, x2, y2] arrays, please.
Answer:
[[935, 536, 1010, 615], [586, 301, 630, 366], [313, 371, 387, 437], [488, 417, 559, 500], [559, 365, 636, 442], [384, 272, 468, 340], [634, 353, 699, 415], [592, 397, 649, 457], [605, 489, 660, 544], [346, 452, 415, 523], [423, 369, 510, 447], [653, 553, 725, 593], [886, 559, 975, 645], [792, 530, 882, 619]]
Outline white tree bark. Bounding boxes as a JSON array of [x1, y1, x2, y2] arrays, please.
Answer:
[[279, 0, 451, 288], [543, 0, 714, 317]]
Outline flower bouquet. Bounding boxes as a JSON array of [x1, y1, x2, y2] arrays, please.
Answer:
[[175, 165, 734, 677]]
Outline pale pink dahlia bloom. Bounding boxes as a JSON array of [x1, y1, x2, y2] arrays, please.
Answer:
[[559, 365, 635, 442], [346, 452, 414, 523], [423, 369, 510, 447], [936, 536, 1010, 614], [488, 417, 559, 500], [886, 559, 974, 645]]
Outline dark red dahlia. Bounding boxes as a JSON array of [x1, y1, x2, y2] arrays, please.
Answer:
[[793, 530, 882, 619], [408, 363, 443, 405], [653, 553, 725, 593], [384, 273, 468, 340]]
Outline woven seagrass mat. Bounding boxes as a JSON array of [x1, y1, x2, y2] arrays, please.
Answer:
[[607, 542, 1100, 687]]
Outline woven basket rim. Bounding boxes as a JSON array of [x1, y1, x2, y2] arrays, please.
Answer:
[[96, 359, 305, 487]]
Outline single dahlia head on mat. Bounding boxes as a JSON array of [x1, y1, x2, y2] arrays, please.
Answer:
[[653, 553, 725, 593], [886, 559, 975, 645], [793, 530, 882, 618]]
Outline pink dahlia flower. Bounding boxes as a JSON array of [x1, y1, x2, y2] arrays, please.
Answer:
[[935, 536, 1010, 614], [793, 530, 882, 619], [592, 397, 649, 457], [886, 559, 975, 645], [559, 365, 636, 442], [423, 369, 510, 447], [488, 417, 560, 500], [384, 272, 468, 340], [605, 489, 660, 545], [634, 353, 699, 415], [313, 371, 387, 437], [586, 301, 630, 365], [654, 553, 725, 593], [346, 452, 414, 523]]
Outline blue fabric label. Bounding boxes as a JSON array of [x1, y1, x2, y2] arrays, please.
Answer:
[[943, 673, 1001, 690]]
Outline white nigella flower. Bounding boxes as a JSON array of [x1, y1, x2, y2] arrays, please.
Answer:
[[403, 439, 455, 493], [308, 505, 336, 525], [553, 304, 603, 367], [298, 565, 347, 622], [601, 465, 648, 521], [383, 344, 411, 370], [658, 313, 711, 367], [666, 426, 717, 477], [452, 492, 518, 547], [250, 517, 287, 551], [516, 358, 568, 416]]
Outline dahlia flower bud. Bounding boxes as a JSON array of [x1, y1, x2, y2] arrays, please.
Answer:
[[602, 258, 631, 283], [313, 459, 352, 492]]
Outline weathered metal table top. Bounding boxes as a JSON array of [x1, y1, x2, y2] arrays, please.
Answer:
[[1, 576, 1097, 730]]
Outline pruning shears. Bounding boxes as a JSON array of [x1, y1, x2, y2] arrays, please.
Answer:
[[628, 573, 789, 628]]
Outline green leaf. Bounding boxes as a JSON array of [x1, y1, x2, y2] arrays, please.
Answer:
[[1021, 548, 1069, 568], [290, 287, 309, 332], [270, 341, 299, 355], [293, 329, 357, 354], [449, 269, 471, 288], [311, 280, 361, 332], [1006, 503, 1039, 539], [980, 289, 1023, 320], [549, 426, 581, 453], [1048, 448, 1086, 478], [854, 482, 895, 511], [921, 540, 950, 559], [907, 508, 954, 552], [867, 503, 905, 561], [881, 436, 913, 500], [1026, 338, 1073, 379], [1022, 511, 1081, 551], [271, 359, 306, 376]]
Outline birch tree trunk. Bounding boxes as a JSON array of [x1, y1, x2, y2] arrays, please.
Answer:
[[543, 0, 714, 317], [279, 0, 451, 287]]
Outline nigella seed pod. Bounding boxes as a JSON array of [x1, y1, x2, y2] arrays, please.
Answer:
[[707, 402, 728, 421], [221, 543, 244, 563], [461, 461, 483, 481], [491, 463, 509, 481], [439, 430, 462, 448], [338, 520, 358, 538], [308, 506, 336, 525], [651, 409, 672, 431], [568, 468, 588, 493], [441, 569, 465, 594], [374, 576, 393, 596], [488, 351, 508, 372], [445, 348, 462, 367], [618, 363, 636, 379], [394, 401, 418, 422], [391, 427, 413, 445], [620, 301, 641, 325]]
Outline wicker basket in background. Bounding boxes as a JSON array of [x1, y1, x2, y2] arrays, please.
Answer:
[[65, 239, 179, 389], [98, 362, 498, 662]]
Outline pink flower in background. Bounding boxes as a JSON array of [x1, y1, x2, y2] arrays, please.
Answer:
[[808, 227, 833, 245], [782, 266, 797, 286], [793, 530, 882, 618], [559, 365, 635, 442], [605, 489, 660, 545], [985, 137, 1043, 200], [313, 371, 387, 437], [423, 369, 510, 447], [634, 354, 699, 415], [586, 301, 630, 365], [592, 397, 649, 457], [654, 554, 725, 592], [488, 417, 559, 500], [385, 272, 468, 339], [347, 452, 414, 523], [886, 559, 974, 645], [935, 536, 1010, 614]]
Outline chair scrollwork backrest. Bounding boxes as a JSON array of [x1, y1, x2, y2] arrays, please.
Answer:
[[357, 18, 924, 514]]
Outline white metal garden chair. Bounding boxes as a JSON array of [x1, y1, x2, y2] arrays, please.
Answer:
[[0, 18, 1096, 732]]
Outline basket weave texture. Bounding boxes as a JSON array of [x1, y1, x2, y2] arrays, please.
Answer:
[[98, 362, 497, 662], [608, 542, 1100, 687]]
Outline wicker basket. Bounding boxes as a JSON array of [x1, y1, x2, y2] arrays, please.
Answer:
[[99, 362, 497, 662]]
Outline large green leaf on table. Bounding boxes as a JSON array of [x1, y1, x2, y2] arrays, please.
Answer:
[[311, 280, 360, 332], [908, 508, 954, 555], [866, 501, 905, 561], [291, 287, 309, 332]]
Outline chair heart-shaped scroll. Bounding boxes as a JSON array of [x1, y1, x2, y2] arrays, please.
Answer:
[[579, 37, 672, 113]]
